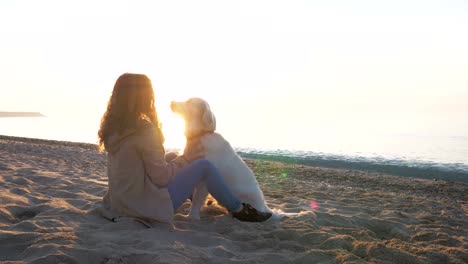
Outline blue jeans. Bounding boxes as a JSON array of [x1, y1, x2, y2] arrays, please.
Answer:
[[167, 159, 241, 212]]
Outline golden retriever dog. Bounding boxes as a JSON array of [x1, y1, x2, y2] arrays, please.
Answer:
[[171, 98, 272, 219]]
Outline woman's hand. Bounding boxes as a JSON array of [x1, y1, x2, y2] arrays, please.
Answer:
[[182, 138, 205, 162]]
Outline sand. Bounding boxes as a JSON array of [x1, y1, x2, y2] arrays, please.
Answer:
[[0, 135, 466, 263]]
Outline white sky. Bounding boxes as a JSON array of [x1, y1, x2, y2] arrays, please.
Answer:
[[1, 0, 467, 148]]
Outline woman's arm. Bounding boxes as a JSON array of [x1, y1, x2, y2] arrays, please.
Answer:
[[138, 126, 189, 187]]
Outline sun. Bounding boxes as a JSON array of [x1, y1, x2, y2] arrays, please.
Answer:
[[159, 109, 186, 151]]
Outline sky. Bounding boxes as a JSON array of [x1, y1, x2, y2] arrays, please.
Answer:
[[1, 0, 467, 151]]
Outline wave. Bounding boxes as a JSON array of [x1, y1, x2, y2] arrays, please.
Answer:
[[236, 148, 468, 183]]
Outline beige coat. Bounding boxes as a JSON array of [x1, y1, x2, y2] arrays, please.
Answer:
[[102, 121, 188, 224]]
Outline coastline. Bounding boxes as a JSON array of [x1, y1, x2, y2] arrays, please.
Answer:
[[238, 151, 468, 183], [0, 112, 45, 118], [0, 135, 467, 263]]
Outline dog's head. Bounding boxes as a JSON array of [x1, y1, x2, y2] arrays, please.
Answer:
[[171, 97, 216, 138]]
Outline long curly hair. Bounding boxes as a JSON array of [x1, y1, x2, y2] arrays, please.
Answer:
[[98, 73, 163, 151]]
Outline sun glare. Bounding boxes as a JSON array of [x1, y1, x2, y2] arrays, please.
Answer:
[[159, 108, 186, 151]]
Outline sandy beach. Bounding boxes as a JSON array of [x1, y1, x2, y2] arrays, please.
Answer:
[[0, 135, 466, 263]]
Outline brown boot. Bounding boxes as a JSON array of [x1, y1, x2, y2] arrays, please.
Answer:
[[232, 203, 272, 222]]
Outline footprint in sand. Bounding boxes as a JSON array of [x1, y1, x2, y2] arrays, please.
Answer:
[[15, 209, 38, 221]]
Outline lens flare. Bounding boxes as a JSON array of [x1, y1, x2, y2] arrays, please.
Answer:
[[309, 200, 319, 210]]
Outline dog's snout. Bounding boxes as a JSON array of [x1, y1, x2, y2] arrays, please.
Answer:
[[170, 101, 176, 112]]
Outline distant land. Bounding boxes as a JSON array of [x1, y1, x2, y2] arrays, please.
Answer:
[[0, 112, 45, 117]]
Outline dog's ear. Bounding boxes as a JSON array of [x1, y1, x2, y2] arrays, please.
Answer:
[[202, 106, 216, 132]]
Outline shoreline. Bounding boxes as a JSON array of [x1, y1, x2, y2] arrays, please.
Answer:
[[0, 134, 467, 263], [239, 151, 468, 183], [0, 134, 98, 150], [0, 112, 45, 118], [2, 134, 467, 183]]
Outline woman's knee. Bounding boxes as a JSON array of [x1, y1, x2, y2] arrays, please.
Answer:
[[192, 159, 216, 171]]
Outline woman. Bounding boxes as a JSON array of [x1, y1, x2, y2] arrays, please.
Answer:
[[98, 73, 272, 224]]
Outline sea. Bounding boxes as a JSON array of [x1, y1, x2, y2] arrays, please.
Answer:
[[1, 116, 467, 183]]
